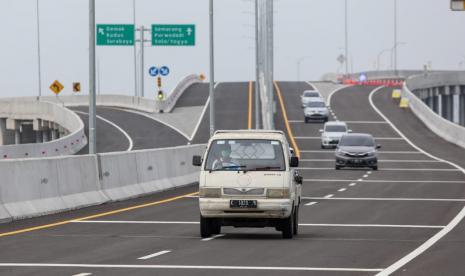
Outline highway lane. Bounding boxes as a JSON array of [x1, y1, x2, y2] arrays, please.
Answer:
[[0, 82, 464, 275], [273, 82, 465, 275], [71, 106, 188, 154], [190, 82, 254, 144], [370, 87, 465, 275]]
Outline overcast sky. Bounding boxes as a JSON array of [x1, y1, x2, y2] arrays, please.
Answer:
[[1, 0, 465, 98]]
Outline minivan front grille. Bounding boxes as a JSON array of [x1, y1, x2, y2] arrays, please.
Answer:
[[223, 188, 265, 196]]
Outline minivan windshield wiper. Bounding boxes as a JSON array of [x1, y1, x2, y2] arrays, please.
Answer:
[[251, 166, 282, 171], [210, 165, 246, 172]]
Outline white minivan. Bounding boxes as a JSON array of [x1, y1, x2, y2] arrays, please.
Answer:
[[192, 130, 302, 239]]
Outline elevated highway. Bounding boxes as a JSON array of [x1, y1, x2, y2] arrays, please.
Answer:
[[0, 81, 464, 275]]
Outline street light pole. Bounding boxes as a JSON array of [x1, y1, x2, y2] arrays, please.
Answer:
[[344, 0, 349, 77], [36, 0, 42, 98], [209, 0, 215, 137], [89, 0, 97, 154], [254, 0, 261, 129], [393, 0, 398, 75], [133, 0, 138, 97], [296, 56, 311, 81], [377, 48, 391, 71]]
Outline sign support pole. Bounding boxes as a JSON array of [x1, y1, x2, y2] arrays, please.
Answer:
[[254, 0, 260, 129], [36, 0, 42, 99], [133, 0, 138, 97], [140, 25, 145, 98], [89, 0, 97, 154], [209, 0, 215, 137]]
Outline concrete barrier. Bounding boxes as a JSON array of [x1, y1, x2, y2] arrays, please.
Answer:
[[0, 100, 87, 159], [0, 155, 108, 220], [99, 144, 205, 201], [402, 72, 465, 149]]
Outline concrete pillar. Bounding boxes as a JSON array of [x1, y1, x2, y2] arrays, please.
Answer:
[[443, 86, 453, 121], [35, 130, 43, 143], [426, 88, 433, 109], [436, 89, 443, 117], [460, 87, 465, 126], [453, 86, 460, 124], [0, 118, 6, 145], [14, 129, 20, 145], [42, 129, 49, 142], [51, 129, 57, 140]]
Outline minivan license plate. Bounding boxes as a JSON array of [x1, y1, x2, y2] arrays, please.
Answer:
[[230, 200, 257, 208]]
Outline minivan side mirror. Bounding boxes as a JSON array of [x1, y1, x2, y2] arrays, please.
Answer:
[[376, 144, 382, 149], [290, 156, 299, 167], [192, 155, 202, 166], [294, 175, 303, 184]]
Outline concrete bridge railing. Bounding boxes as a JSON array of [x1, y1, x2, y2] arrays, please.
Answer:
[[402, 72, 465, 149], [36, 74, 202, 113], [0, 100, 87, 159], [0, 144, 205, 222]]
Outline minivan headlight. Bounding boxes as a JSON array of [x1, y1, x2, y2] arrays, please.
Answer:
[[267, 188, 290, 198], [199, 187, 222, 198]]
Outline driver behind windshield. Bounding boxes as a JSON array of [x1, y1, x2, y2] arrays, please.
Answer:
[[212, 144, 239, 170]]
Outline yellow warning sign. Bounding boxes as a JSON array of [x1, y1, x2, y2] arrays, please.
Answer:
[[73, 82, 81, 93], [399, 98, 409, 108], [50, 80, 64, 95], [391, 89, 401, 99]]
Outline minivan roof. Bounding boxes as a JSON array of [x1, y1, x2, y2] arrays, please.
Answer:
[[212, 130, 287, 142]]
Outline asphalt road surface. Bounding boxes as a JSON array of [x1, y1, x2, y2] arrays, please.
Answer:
[[0, 82, 464, 275], [71, 106, 188, 154]]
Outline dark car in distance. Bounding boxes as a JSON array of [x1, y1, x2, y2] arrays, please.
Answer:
[[335, 133, 381, 170]]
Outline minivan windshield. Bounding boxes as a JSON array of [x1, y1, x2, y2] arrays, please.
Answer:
[[205, 139, 285, 171], [325, 125, 347, 132], [339, 135, 375, 147], [305, 101, 326, 108]]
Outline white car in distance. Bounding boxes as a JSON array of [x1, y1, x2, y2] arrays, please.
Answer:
[[301, 90, 323, 107], [320, 121, 351, 149]]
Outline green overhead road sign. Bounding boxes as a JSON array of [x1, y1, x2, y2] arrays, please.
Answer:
[[152, 24, 195, 46], [97, 24, 134, 46]]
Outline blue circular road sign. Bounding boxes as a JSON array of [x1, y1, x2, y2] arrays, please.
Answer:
[[149, 66, 159, 77], [160, 66, 170, 76]]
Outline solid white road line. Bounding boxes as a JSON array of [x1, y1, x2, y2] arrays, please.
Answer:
[[138, 250, 171, 260], [0, 263, 384, 272], [71, 220, 445, 229], [345, 121, 389, 124], [303, 179, 465, 183], [288, 120, 304, 123], [71, 220, 199, 224], [300, 159, 441, 163], [189, 82, 221, 141], [298, 223, 445, 229], [369, 86, 465, 275], [377, 207, 465, 276], [201, 234, 225, 241], [302, 197, 465, 202], [298, 167, 459, 172], [300, 150, 422, 154], [305, 201, 318, 206], [295, 136, 403, 140], [72, 273, 92, 276], [74, 111, 133, 151], [108, 107, 190, 141]]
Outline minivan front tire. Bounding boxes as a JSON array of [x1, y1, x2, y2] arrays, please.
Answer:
[[200, 216, 219, 238], [281, 211, 295, 239]]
